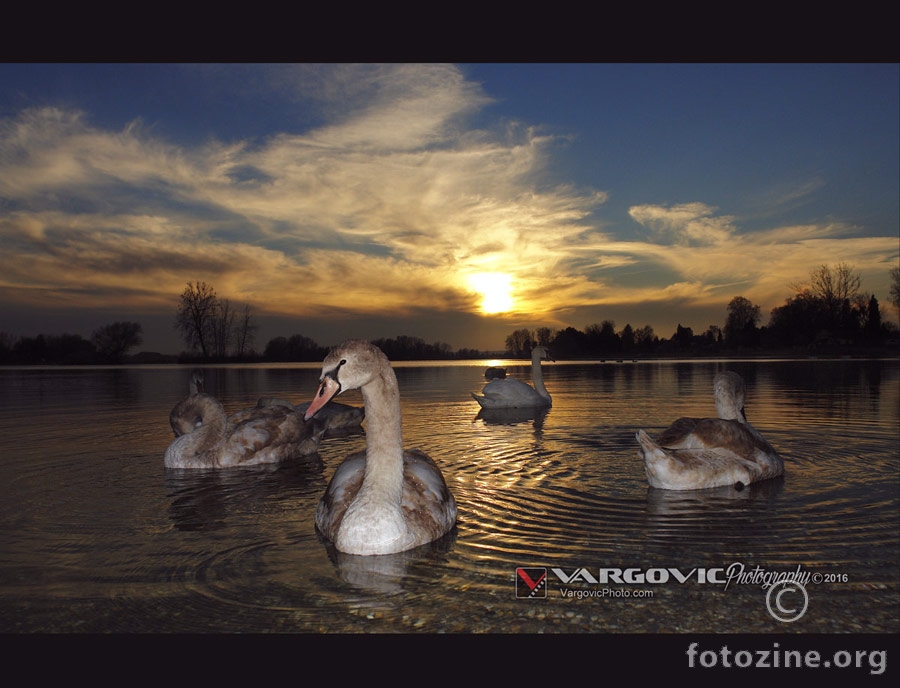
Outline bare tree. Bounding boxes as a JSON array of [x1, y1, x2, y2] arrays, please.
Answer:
[[890, 265, 900, 319], [91, 321, 143, 363], [797, 262, 862, 318], [535, 327, 554, 347], [504, 328, 534, 357], [174, 281, 218, 359], [234, 303, 258, 358], [210, 298, 235, 360], [633, 325, 656, 348]]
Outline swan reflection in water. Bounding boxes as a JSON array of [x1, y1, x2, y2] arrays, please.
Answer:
[[644, 475, 785, 516], [475, 405, 549, 432], [319, 529, 457, 596], [643, 475, 786, 545]]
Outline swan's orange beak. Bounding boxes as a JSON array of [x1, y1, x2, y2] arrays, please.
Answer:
[[304, 375, 340, 420]]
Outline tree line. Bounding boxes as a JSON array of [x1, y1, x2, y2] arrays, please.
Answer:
[[0, 322, 144, 365], [2, 264, 897, 365], [173, 282, 475, 362], [503, 263, 899, 359]]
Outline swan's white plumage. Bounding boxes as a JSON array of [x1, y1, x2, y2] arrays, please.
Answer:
[[472, 346, 553, 409], [305, 339, 457, 555], [635, 371, 784, 490]]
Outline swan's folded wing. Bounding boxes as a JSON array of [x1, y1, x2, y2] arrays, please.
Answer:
[[653, 417, 703, 447], [315, 453, 366, 537], [664, 447, 759, 473], [402, 449, 458, 532]]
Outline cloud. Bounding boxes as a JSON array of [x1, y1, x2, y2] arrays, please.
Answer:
[[628, 202, 736, 246], [0, 64, 896, 351]]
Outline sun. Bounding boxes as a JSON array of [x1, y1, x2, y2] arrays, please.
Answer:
[[470, 272, 514, 314]]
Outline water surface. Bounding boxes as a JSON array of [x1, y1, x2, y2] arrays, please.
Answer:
[[1, 358, 897, 633]]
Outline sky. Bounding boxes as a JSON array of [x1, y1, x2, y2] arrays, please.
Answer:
[[1, 63, 898, 355]]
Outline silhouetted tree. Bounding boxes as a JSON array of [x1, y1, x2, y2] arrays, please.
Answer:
[[673, 324, 694, 350], [174, 281, 218, 359], [633, 325, 657, 351], [796, 262, 862, 322], [263, 334, 326, 361], [535, 327, 554, 348], [619, 324, 635, 352], [0, 331, 15, 364], [585, 320, 619, 357], [548, 327, 587, 358], [14, 333, 96, 364], [234, 304, 257, 358], [91, 321, 143, 363], [889, 266, 900, 319], [705, 324, 723, 345], [724, 296, 761, 348], [505, 328, 535, 357], [210, 298, 235, 360], [768, 290, 829, 347], [864, 294, 882, 341]]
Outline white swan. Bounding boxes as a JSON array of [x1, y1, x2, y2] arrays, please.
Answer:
[[165, 376, 323, 469], [472, 345, 553, 409], [304, 339, 457, 555], [635, 371, 784, 490]]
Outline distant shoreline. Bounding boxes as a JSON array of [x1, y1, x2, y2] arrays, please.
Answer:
[[2, 346, 897, 368]]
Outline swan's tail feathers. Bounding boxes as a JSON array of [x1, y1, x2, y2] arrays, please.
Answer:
[[471, 392, 488, 408], [636, 429, 670, 467], [635, 429, 658, 455]]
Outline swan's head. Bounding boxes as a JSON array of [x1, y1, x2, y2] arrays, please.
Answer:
[[713, 371, 746, 422], [532, 345, 554, 362], [304, 339, 388, 420]]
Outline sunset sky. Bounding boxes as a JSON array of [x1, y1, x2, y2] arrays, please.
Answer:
[[1, 63, 897, 354]]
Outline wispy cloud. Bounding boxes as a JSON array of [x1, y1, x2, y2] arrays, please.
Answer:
[[0, 64, 896, 349]]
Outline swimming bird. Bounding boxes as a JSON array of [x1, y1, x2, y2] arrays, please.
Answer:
[[472, 345, 553, 409], [294, 400, 365, 432], [169, 368, 207, 437], [635, 371, 784, 490], [165, 375, 323, 469], [484, 366, 507, 380], [239, 395, 364, 433], [304, 339, 457, 555]]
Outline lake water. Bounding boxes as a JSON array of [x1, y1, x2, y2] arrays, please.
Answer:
[[0, 358, 897, 634]]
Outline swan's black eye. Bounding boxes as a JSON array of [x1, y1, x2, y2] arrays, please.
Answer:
[[340, 359, 347, 365]]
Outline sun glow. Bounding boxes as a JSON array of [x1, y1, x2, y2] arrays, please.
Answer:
[[470, 272, 514, 314]]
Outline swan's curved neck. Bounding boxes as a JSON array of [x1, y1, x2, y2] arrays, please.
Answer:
[[715, 393, 744, 422], [531, 352, 550, 400], [358, 365, 404, 503], [170, 396, 227, 463]]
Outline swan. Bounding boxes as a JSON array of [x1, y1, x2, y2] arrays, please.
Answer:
[[169, 368, 207, 437], [294, 400, 364, 432], [238, 396, 364, 433], [635, 371, 784, 490], [472, 345, 553, 409], [165, 380, 323, 469], [484, 366, 507, 380], [303, 339, 457, 555]]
